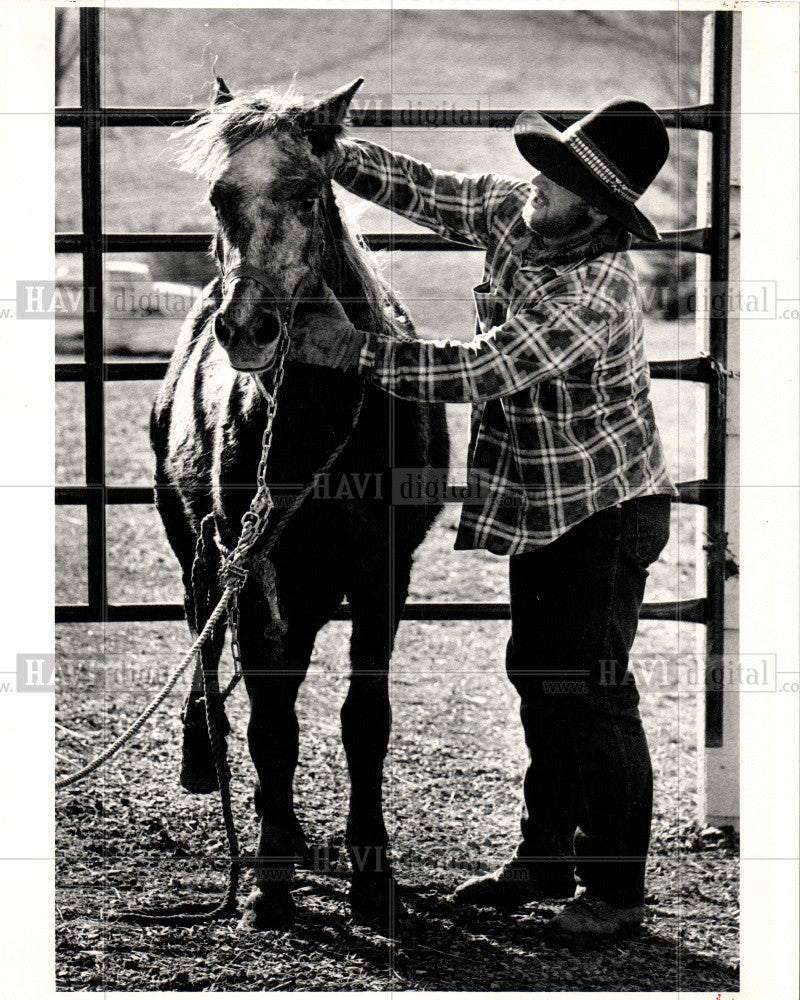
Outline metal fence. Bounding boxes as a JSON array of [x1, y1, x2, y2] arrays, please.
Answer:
[[55, 10, 734, 746]]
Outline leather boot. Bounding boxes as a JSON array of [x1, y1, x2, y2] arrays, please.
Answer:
[[453, 855, 575, 909]]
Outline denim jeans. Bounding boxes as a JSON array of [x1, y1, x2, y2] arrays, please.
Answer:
[[505, 493, 672, 906]]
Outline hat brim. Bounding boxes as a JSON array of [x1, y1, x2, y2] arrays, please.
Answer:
[[513, 111, 661, 242]]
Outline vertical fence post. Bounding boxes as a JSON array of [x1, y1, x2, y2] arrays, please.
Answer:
[[696, 11, 739, 828], [79, 8, 107, 621]]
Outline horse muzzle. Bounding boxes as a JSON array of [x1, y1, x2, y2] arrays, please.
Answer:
[[213, 309, 285, 372], [215, 263, 314, 372]]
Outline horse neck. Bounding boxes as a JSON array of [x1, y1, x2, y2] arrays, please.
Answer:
[[319, 185, 376, 332]]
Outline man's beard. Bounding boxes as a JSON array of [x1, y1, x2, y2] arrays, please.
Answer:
[[524, 202, 597, 243]]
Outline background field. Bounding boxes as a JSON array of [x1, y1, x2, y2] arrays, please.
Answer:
[[55, 9, 737, 993]]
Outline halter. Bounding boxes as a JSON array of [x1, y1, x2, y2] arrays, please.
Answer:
[[221, 262, 307, 333], [218, 186, 341, 337]]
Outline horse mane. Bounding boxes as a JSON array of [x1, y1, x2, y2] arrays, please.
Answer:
[[174, 84, 312, 180], [174, 84, 414, 340], [322, 189, 415, 339]]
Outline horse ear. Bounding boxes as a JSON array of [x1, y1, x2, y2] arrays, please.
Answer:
[[213, 76, 234, 106], [299, 77, 364, 154]]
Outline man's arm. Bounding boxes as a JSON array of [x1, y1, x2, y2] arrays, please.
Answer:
[[356, 297, 608, 403], [327, 137, 527, 250], [288, 284, 609, 404]]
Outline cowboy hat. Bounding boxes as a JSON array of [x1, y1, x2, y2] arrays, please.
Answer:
[[513, 96, 669, 242]]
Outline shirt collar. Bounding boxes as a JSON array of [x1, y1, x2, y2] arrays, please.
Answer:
[[511, 215, 632, 269]]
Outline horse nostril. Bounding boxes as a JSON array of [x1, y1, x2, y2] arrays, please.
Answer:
[[251, 312, 282, 348], [214, 312, 231, 347]]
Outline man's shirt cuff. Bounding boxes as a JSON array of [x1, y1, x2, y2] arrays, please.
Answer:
[[356, 329, 378, 375], [325, 141, 348, 179]]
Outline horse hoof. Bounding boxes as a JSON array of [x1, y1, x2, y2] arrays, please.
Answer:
[[238, 887, 296, 932], [349, 881, 409, 935]]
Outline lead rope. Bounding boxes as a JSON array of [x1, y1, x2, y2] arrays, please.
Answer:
[[57, 315, 366, 924], [55, 326, 292, 796], [112, 513, 239, 924]]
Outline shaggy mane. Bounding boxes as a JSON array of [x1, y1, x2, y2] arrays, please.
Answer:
[[174, 85, 316, 180], [174, 84, 413, 340]]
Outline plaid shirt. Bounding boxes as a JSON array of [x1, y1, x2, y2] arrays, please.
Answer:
[[331, 138, 677, 555]]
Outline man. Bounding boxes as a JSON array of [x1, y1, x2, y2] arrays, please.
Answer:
[[291, 96, 677, 940]]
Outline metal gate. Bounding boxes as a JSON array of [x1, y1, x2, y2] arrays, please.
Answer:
[[55, 10, 735, 750]]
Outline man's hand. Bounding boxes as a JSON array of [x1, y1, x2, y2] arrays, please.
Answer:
[[289, 282, 367, 370], [320, 142, 343, 177]]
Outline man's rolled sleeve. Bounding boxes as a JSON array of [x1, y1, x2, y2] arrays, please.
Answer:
[[357, 299, 609, 404]]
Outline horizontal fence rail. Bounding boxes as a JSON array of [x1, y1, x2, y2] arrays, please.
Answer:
[[56, 357, 718, 384], [55, 479, 714, 508], [56, 228, 711, 255], [55, 104, 717, 131], [57, 599, 707, 626], [56, 4, 732, 758]]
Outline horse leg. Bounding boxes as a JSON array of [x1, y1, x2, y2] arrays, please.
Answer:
[[342, 553, 412, 929], [238, 568, 341, 930], [178, 527, 231, 794]]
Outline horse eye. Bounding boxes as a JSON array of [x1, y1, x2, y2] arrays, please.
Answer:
[[298, 195, 318, 214]]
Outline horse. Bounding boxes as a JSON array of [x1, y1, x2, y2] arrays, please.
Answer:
[[149, 77, 449, 931]]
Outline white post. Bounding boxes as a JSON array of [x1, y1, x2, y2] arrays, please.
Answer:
[[695, 13, 740, 829]]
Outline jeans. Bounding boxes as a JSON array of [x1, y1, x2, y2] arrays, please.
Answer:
[[505, 493, 672, 906]]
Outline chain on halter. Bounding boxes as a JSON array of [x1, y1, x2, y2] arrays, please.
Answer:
[[218, 319, 292, 680]]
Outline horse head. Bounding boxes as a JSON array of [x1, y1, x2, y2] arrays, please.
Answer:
[[177, 76, 363, 372]]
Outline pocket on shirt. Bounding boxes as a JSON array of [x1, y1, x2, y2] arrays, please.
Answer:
[[472, 280, 503, 331]]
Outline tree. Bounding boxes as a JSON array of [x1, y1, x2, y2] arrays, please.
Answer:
[[55, 10, 79, 105]]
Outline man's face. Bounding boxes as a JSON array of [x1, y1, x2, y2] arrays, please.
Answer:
[[522, 170, 604, 242]]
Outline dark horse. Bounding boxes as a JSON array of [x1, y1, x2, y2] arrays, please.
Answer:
[[150, 78, 448, 930]]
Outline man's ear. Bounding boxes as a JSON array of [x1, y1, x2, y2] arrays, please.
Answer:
[[297, 78, 364, 155], [585, 204, 608, 226]]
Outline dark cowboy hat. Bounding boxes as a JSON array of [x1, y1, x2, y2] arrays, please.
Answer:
[[513, 96, 669, 242]]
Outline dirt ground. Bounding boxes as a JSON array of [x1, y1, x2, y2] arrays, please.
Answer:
[[56, 613, 739, 992], [56, 392, 739, 991], [54, 12, 738, 986]]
